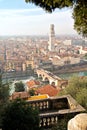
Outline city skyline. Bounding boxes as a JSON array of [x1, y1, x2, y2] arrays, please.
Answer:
[[0, 0, 78, 36]]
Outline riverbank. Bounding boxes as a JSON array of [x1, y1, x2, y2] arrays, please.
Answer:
[[58, 71, 87, 79]]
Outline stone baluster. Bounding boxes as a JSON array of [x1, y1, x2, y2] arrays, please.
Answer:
[[40, 102, 43, 110], [39, 119, 42, 127], [55, 116, 58, 123], [51, 117, 55, 124], [43, 118, 46, 126], [43, 101, 46, 109], [35, 102, 38, 109], [47, 118, 50, 126], [32, 103, 36, 108], [47, 101, 49, 108], [37, 102, 40, 109]]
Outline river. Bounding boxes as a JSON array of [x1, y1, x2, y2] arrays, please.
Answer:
[[3, 71, 87, 95], [58, 71, 87, 79], [9, 76, 35, 95]]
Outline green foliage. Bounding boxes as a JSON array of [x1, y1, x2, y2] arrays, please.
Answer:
[[51, 119, 67, 130], [73, 3, 87, 37], [83, 53, 87, 60], [0, 74, 10, 127], [15, 81, 25, 92], [25, 0, 73, 12], [2, 99, 40, 130], [29, 89, 35, 96], [0, 74, 10, 102], [25, 0, 87, 36], [76, 87, 87, 108], [51, 114, 74, 130], [59, 76, 87, 110]]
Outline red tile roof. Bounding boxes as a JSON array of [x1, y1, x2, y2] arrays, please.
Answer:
[[10, 92, 29, 100], [26, 80, 40, 88], [36, 84, 60, 97]]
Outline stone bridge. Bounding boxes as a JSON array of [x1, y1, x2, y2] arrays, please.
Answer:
[[36, 69, 62, 86]]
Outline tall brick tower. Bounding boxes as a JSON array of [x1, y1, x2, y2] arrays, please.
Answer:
[[48, 24, 55, 51]]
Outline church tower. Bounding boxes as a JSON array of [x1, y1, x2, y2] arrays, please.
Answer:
[[48, 24, 55, 51]]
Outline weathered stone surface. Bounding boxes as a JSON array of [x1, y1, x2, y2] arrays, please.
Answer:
[[68, 113, 87, 130]]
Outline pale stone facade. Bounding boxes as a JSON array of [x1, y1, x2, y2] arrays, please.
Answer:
[[68, 113, 87, 130]]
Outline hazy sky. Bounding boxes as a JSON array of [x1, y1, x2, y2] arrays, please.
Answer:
[[0, 0, 78, 36]]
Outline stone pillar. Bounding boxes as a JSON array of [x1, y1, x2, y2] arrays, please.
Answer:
[[22, 63, 26, 71], [68, 113, 87, 130]]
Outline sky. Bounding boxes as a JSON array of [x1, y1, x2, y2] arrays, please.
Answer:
[[0, 0, 78, 36]]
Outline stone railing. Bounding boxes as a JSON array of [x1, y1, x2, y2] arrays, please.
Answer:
[[39, 112, 58, 127], [27, 95, 85, 128], [27, 98, 49, 111]]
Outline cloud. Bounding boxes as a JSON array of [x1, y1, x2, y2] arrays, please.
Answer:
[[0, 8, 43, 17], [0, 8, 77, 35]]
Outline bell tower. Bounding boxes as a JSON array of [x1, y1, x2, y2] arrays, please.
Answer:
[[48, 24, 55, 51]]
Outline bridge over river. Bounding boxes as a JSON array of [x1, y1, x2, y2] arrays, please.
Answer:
[[1, 61, 87, 82]]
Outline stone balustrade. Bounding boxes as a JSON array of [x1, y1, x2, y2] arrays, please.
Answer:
[[27, 95, 85, 128], [40, 114, 58, 127]]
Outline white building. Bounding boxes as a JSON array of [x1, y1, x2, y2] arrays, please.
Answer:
[[78, 46, 87, 54], [63, 40, 72, 45]]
